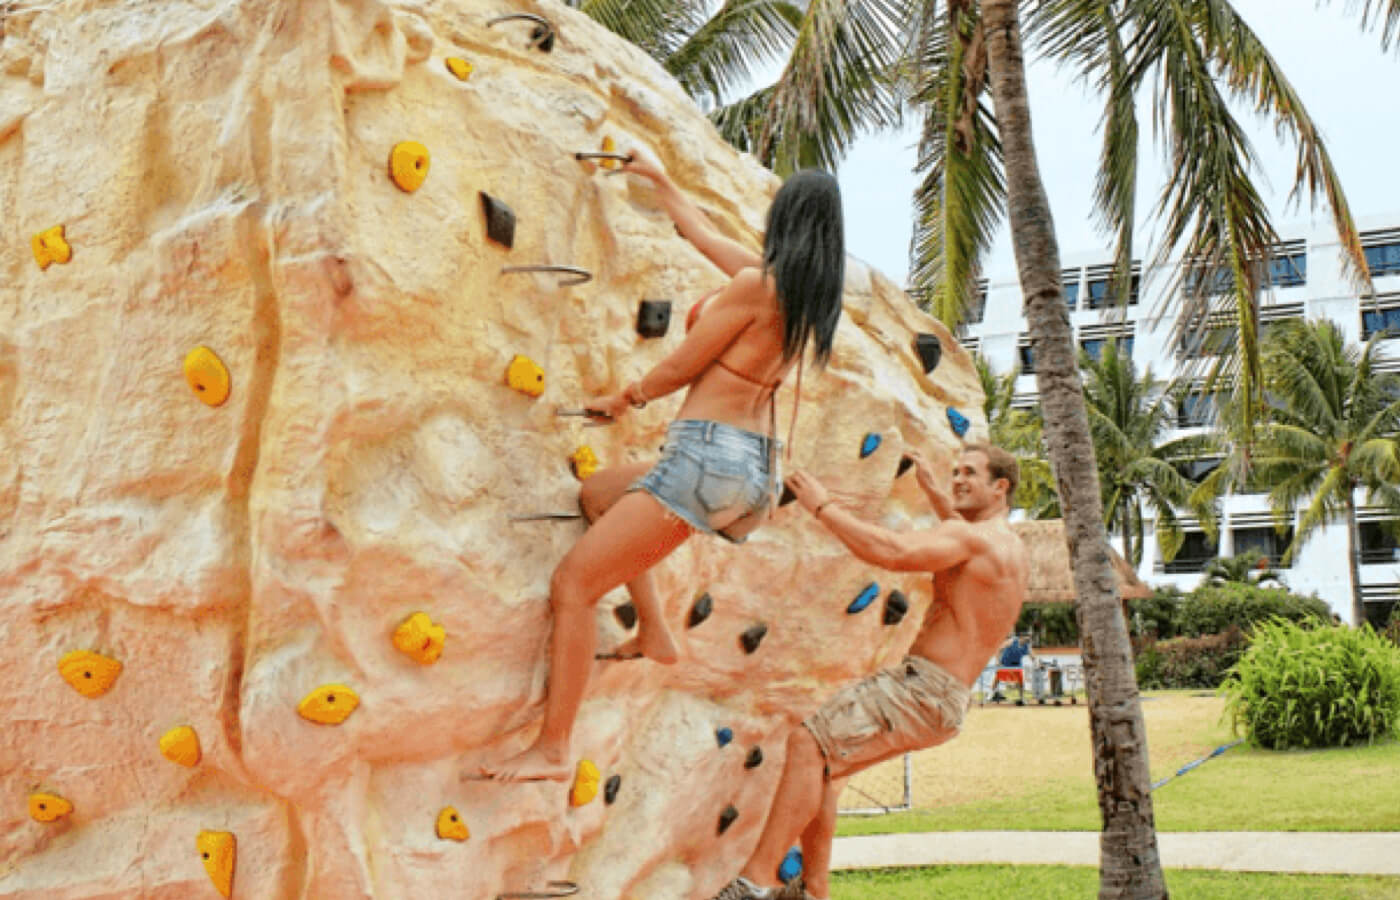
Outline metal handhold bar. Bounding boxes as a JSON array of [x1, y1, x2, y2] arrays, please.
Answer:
[[509, 513, 584, 522], [486, 13, 556, 51], [500, 265, 593, 287], [497, 882, 580, 899], [574, 151, 634, 165]]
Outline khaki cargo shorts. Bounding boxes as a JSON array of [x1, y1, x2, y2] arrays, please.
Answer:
[[802, 655, 971, 781]]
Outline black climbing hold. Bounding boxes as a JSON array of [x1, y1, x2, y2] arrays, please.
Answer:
[[744, 746, 763, 769], [947, 407, 971, 437], [913, 333, 943, 374], [636, 300, 672, 339], [778, 484, 797, 507], [847, 582, 879, 615], [860, 433, 882, 459], [480, 192, 516, 249], [740, 623, 767, 654], [614, 603, 638, 630], [530, 23, 556, 52], [896, 455, 914, 478], [716, 727, 734, 748], [604, 774, 621, 805], [687, 592, 713, 629], [717, 804, 739, 835], [883, 590, 910, 626]]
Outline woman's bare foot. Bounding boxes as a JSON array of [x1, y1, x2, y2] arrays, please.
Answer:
[[611, 618, 680, 664], [474, 743, 573, 783]]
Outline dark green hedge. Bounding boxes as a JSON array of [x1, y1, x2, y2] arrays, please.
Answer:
[[1136, 626, 1248, 690]]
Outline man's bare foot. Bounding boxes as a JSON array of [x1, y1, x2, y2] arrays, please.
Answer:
[[611, 619, 680, 664], [474, 744, 573, 783]]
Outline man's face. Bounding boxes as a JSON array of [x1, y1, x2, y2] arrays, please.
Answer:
[[951, 450, 1005, 514]]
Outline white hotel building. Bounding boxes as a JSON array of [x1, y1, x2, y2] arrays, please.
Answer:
[[960, 214, 1400, 626]]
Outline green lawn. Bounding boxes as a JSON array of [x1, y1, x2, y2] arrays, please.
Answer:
[[831, 866, 1400, 899], [836, 692, 1400, 836]]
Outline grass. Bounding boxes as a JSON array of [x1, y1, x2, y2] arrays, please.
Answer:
[[836, 691, 1400, 835], [830, 866, 1400, 899]]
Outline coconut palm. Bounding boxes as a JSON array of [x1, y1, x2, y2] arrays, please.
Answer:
[[976, 356, 1059, 518], [1080, 340, 1216, 568], [1204, 550, 1285, 587], [1251, 319, 1400, 626]]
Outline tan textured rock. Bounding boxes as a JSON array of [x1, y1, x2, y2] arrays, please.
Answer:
[[0, 1, 983, 898]]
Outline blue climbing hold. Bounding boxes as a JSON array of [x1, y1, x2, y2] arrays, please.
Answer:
[[846, 582, 879, 614], [860, 432, 882, 459], [716, 727, 734, 748], [947, 407, 970, 437], [778, 847, 804, 884]]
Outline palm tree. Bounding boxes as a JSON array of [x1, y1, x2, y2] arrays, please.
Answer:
[[1080, 340, 1215, 568], [976, 356, 1058, 518], [1251, 320, 1400, 625], [1203, 550, 1285, 587]]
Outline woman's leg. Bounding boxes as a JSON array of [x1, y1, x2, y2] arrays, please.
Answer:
[[579, 463, 679, 663], [481, 491, 693, 781]]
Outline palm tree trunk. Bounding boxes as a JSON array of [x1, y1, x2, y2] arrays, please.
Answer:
[[1345, 492, 1365, 626], [981, 3, 1167, 897], [1120, 496, 1132, 565]]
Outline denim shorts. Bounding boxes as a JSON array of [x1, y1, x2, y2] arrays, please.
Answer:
[[630, 419, 779, 544]]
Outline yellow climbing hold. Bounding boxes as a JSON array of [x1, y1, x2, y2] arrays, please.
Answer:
[[600, 135, 621, 170], [184, 346, 231, 407], [58, 650, 122, 699], [197, 830, 236, 898], [297, 683, 360, 725], [31, 225, 72, 270], [28, 792, 72, 823], [436, 806, 470, 841], [570, 445, 599, 481], [392, 612, 446, 665], [505, 354, 545, 398], [159, 725, 202, 767], [389, 141, 430, 193], [445, 57, 474, 80], [570, 759, 601, 807]]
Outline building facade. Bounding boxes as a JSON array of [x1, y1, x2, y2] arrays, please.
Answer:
[[962, 214, 1400, 625]]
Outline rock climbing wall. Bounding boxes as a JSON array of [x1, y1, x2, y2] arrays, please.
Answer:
[[0, 1, 984, 898]]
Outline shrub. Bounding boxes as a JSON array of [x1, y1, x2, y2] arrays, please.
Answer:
[[1129, 588, 1183, 641], [1222, 619, 1400, 749], [1014, 602, 1080, 647], [1135, 626, 1247, 689], [1385, 606, 1400, 649], [1174, 582, 1329, 638]]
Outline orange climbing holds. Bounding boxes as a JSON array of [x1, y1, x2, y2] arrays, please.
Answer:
[[505, 354, 545, 398], [58, 650, 122, 698], [570, 445, 599, 481], [160, 725, 202, 767], [600, 136, 621, 170], [570, 759, 601, 807], [436, 806, 470, 841], [197, 829, 236, 898], [389, 141, 430, 193], [392, 612, 446, 665], [28, 792, 72, 823], [445, 57, 474, 80], [184, 346, 231, 407], [297, 684, 360, 725], [31, 225, 72, 270]]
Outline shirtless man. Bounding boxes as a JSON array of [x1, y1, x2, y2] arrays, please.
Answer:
[[708, 443, 1030, 900]]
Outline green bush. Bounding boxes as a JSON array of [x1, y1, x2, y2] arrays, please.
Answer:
[[1014, 602, 1080, 647], [1174, 582, 1329, 638], [1222, 619, 1400, 749], [1385, 606, 1400, 649], [1129, 588, 1183, 641], [1135, 626, 1247, 689]]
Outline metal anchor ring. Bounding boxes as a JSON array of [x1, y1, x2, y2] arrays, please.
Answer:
[[500, 265, 593, 287], [497, 881, 580, 899], [486, 13, 556, 52]]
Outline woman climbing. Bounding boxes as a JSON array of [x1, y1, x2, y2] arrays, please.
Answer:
[[479, 146, 845, 782]]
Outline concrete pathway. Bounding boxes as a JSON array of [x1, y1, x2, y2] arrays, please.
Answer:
[[831, 831, 1400, 876]]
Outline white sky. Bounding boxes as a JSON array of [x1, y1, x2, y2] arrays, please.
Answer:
[[835, 1, 1400, 286]]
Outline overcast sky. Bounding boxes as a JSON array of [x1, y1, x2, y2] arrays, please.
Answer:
[[835, 2, 1400, 286]]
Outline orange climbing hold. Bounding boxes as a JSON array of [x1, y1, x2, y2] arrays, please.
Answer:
[[600, 136, 621, 170], [31, 225, 72, 270], [505, 354, 545, 398], [160, 725, 202, 767], [445, 57, 474, 80], [58, 650, 122, 698], [570, 445, 599, 481], [389, 141, 430, 193], [297, 684, 360, 725], [197, 829, 236, 898], [570, 759, 601, 807], [392, 612, 446, 665], [28, 792, 72, 823], [436, 806, 470, 841], [184, 346, 231, 407]]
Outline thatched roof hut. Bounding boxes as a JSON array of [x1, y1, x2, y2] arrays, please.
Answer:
[[1012, 519, 1152, 604]]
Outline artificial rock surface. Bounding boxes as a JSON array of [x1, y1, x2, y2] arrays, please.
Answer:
[[0, 1, 984, 898]]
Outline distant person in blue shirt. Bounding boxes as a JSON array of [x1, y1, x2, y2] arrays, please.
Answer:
[[999, 635, 1033, 668]]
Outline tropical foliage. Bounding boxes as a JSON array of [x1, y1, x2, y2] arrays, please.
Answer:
[[976, 356, 1057, 517]]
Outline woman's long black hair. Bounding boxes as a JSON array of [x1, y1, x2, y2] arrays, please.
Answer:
[[762, 169, 845, 367]]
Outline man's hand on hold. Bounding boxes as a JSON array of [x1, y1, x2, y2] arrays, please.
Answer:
[[785, 470, 832, 516]]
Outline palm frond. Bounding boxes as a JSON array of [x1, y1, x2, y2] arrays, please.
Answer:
[[664, 0, 804, 110]]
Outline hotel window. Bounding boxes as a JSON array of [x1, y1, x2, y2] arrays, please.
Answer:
[[1080, 336, 1134, 362], [1164, 531, 1218, 574], [1267, 252, 1307, 288], [1363, 229, 1400, 277], [1062, 269, 1081, 310], [1362, 302, 1400, 339], [1085, 269, 1141, 309], [1359, 521, 1400, 564], [1018, 341, 1036, 374], [1232, 526, 1294, 567], [1177, 392, 1216, 428]]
